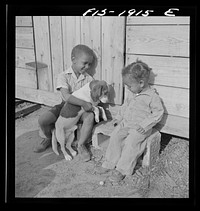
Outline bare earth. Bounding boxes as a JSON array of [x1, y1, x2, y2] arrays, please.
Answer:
[[15, 105, 189, 198]]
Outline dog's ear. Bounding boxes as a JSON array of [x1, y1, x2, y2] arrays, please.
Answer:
[[91, 84, 103, 102]]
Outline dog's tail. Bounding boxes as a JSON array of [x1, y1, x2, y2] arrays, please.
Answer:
[[51, 128, 59, 155]]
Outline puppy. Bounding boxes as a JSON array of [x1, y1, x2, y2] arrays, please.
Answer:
[[52, 80, 109, 161]]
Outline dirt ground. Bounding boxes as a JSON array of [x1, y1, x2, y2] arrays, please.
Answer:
[[15, 104, 189, 198]]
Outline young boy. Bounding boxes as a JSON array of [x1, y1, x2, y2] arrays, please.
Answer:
[[95, 59, 164, 182], [35, 44, 95, 162]]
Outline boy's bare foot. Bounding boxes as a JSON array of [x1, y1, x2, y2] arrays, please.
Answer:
[[34, 138, 51, 153]]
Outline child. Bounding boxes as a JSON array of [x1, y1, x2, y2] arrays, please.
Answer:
[[95, 59, 164, 182], [35, 44, 95, 162]]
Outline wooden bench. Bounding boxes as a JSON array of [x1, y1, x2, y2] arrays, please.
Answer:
[[92, 121, 161, 168]]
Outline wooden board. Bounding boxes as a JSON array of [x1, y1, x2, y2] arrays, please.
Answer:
[[155, 114, 189, 138], [16, 85, 61, 107], [16, 27, 34, 49], [101, 16, 125, 105], [126, 25, 189, 57], [124, 84, 189, 118], [15, 48, 35, 69], [49, 16, 64, 92], [127, 17, 190, 25], [62, 16, 81, 70], [16, 16, 32, 27], [107, 104, 189, 138], [126, 55, 189, 88], [80, 16, 101, 79], [15, 67, 37, 89], [15, 104, 41, 119], [33, 16, 53, 91], [154, 85, 189, 118]]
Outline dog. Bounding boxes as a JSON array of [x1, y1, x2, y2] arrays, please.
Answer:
[[51, 80, 109, 161]]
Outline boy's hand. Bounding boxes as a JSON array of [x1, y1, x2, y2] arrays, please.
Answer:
[[82, 102, 93, 112], [134, 124, 146, 134]]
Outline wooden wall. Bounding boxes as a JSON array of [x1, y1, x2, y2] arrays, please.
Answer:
[[16, 16, 125, 105], [15, 16, 189, 138], [15, 16, 37, 89], [125, 17, 189, 138]]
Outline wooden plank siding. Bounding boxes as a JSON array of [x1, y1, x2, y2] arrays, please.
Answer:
[[33, 16, 53, 92], [126, 25, 189, 57], [15, 16, 37, 89], [15, 16, 189, 138], [125, 17, 190, 138], [16, 16, 125, 105], [16, 16, 33, 27], [49, 16, 64, 92], [101, 17, 125, 104]]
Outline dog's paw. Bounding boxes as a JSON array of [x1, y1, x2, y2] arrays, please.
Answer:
[[64, 155, 72, 161], [95, 117, 100, 123], [103, 116, 107, 121], [71, 151, 77, 157]]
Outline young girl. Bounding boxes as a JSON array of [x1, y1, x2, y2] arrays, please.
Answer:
[[95, 59, 164, 182]]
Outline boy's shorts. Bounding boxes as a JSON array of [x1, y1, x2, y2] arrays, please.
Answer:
[[49, 101, 65, 118]]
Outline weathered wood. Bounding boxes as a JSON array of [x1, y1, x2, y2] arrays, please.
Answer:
[[15, 48, 35, 69], [126, 55, 189, 89], [106, 104, 189, 138], [124, 84, 189, 118], [153, 85, 189, 118], [25, 62, 51, 91], [15, 67, 37, 89], [155, 113, 189, 138], [16, 27, 34, 49], [126, 25, 189, 57], [15, 103, 41, 119], [142, 129, 161, 168], [101, 17, 125, 104], [33, 16, 53, 91], [16, 16, 32, 27], [49, 16, 64, 92], [62, 16, 81, 70], [127, 17, 190, 25], [16, 85, 62, 107], [80, 16, 101, 79]]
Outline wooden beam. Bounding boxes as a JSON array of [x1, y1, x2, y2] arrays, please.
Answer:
[[15, 104, 41, 119], [16, 85, 61, 107]]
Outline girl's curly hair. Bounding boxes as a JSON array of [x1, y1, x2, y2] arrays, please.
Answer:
[[122, 59, 152, 82]]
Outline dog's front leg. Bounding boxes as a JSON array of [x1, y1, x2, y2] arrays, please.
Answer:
[[93, 106, 100, 123], [98, 106, 107, 121], [65, 125, 77, 157]]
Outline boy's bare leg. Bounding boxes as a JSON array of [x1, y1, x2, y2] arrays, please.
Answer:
[[77, 112, 94, 161], [34, 110, 57, 153]]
